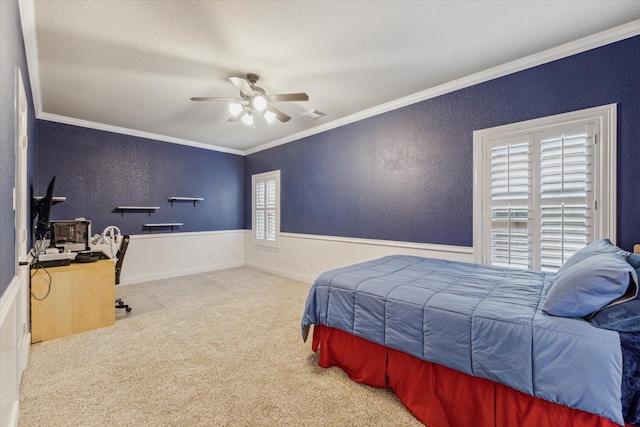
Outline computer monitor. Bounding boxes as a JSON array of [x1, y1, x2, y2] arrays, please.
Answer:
[[50, 220, 91, 252], [32, 176, 56, 238]]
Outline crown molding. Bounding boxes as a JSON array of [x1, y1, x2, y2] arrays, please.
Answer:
[[38, 113, 245, 156], [17, 1, 639, 157], [245, 20, 640, 155], [18, 0, 242, 156]]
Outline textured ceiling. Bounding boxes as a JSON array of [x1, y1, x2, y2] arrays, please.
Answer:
[[24, 1, 640, 154]]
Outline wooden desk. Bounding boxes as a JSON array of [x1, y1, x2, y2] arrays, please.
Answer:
[[31, 260, 115, 343]]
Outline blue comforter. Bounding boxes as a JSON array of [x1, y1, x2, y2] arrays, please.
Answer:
[[621, 332, 640, 426], [301, 255, 626, 425]]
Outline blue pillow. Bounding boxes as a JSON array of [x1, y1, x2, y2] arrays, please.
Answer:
[[628, 253, 640, 269], [556, 238, 629, 276], [591, 268, 640, 332], [543, 252, 638, 318]]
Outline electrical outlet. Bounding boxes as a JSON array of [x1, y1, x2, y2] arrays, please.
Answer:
[[309, 261, 313, 269], [208, 252, 213, 259], [294, 258, 298, 266]]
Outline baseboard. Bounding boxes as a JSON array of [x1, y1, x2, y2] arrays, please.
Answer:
[[6, 401, 19, 427], [19, 332, 30, 374]]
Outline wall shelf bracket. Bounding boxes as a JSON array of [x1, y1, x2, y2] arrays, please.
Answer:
[[168, 197, 204, 207], [143, 223, 183, 233], [116, 206, 160, 217], [34, 196, 66, 204]]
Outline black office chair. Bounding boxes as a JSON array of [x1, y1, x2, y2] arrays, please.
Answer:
[[115, 235, 132, 312]]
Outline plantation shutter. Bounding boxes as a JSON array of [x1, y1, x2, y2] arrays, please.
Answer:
[[476, 104, 614, 273], [253, 170, 280, 246], [486, 124, 594, 272], [489, 140, 531, 269], [537, 125, 594, 272], [255, 181, 266, 240], [265, 180, 277, 241]]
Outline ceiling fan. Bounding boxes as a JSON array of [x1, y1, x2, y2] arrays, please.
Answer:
[[191, 73, 309, 125]]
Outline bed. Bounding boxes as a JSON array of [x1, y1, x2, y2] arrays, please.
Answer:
[[301, 239, 640, 427]]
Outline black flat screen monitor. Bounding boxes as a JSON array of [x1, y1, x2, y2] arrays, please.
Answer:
[[34, 176, 56, 238]]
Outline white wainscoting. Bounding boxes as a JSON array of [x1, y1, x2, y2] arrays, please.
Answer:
[[245, 231, 474, 284], [5, 229, 470, 426], [119, 230, 245, 285], [0, 266, 30, 427]]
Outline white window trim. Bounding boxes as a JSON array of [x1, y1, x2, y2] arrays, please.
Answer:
[[473, 104, 616, 266], [251, 170, 281, 251]]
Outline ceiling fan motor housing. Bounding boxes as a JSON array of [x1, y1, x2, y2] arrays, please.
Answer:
[[246, 73, 260, 85]]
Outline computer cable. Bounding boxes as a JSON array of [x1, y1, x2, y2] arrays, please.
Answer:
[[30, 259, 52, 301]]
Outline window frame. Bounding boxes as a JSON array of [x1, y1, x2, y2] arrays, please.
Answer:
[[473, 104, 616, 270], [251, 170, 281, 250]]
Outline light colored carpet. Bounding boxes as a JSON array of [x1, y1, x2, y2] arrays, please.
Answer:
[[19, 267, 425, 426], [115, 294, 165, 321]]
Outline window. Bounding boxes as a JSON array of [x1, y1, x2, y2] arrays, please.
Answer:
[[252, 170, 280, 248], [473, 104, 616, 272]]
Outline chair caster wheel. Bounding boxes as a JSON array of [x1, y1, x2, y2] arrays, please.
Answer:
[[126, 307, 132, 312]]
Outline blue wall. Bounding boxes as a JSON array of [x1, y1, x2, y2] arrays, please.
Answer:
[[36, 121, 245, 236], [246, 35, 640, 252], [15, 18, 640, 304], [0, 0, 36, 297]]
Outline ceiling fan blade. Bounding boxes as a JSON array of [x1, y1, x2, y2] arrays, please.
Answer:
[[229, 77, 255, 97], [191, 97, 241, 102], [267, 93, 309, 102], [267, 105, 291, 122]]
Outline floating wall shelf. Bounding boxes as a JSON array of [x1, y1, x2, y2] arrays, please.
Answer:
[[116, 206, 160, 217], [34, 196, 66, 203], [168, 197, 204, 207], [143, 223, 183, 233]]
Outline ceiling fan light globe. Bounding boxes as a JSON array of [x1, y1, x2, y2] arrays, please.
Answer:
[[229, 102, 244, 116], [264, 110, 276, 124], [229, 102, 244, 117], [252, 95, 267, 112], [242, 112, 254, 126]]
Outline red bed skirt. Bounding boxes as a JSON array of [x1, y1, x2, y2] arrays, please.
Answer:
[[312, 325, 630, 427]]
